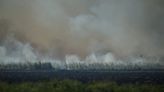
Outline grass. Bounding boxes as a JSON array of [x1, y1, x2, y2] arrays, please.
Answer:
[[0, 80, 164, 92]]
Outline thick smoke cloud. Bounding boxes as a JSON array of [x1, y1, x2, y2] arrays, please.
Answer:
[[0, 0, 164, 63]]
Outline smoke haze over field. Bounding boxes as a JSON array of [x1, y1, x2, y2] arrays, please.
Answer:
[[0, 0, 164, 66]]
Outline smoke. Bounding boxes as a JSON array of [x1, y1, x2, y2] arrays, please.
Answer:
[[0, 0, 164, 67]]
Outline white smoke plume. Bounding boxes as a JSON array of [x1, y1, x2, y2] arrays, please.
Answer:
[[0, 0, 164, 69]]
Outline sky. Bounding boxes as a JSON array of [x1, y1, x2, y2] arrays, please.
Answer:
[[0, 0, 164, 63]]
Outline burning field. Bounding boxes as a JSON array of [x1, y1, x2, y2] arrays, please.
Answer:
[[0, 0, 164, 91]]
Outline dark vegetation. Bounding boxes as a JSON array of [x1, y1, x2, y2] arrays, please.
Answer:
[[0, 79, 164, 92], [0, 62, 164, 92], [0, 62, 164, 83], [1, 69, 164, 84]]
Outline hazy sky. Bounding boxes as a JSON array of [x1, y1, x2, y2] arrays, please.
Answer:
[[0, 0, 164, 60]]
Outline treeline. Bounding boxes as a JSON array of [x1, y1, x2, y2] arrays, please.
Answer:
[[0, 62, 53, 70], [0, 62, 164, 71], [65, 62, 164, 71]]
